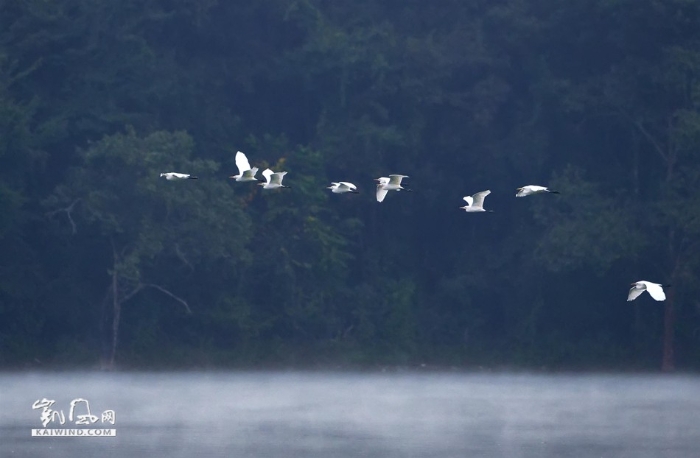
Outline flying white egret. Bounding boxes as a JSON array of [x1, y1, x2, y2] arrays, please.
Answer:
[[229, 151, 259, 182], [259, 168, 290, 189], [460, 190, 492, 212], [516, 185, 559, 197], [375, 174, 410, 202], [627, 281, 668, 301], [327, 182, 359, 194], [160, 172, 197, 180]]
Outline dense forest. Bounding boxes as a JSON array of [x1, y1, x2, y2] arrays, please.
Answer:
[[1, 0, 699, 371]]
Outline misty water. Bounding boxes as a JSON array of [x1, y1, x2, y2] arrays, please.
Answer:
[[1, 371, 699, 457]]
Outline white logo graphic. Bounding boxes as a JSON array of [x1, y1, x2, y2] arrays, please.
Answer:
[[31, 398, 116, 437]]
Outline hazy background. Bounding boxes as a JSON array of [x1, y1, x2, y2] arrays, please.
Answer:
[[1, 0, 700, 371], [3, 371, 700, 457]]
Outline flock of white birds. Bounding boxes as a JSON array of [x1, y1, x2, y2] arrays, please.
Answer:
[[161, 151, 669, 304]]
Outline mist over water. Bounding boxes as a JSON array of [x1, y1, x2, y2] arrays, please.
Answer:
[[2, 371, 698, 457]]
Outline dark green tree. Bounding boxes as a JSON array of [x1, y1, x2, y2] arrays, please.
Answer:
[[47, 128, 252, 368]]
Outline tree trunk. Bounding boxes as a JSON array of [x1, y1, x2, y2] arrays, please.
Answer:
[[109, 268, 120, 370], [661, 140, 677, 372], [661, 286, 675, 372], [633, 302, 642, 350], [98, 286, 113, 370]]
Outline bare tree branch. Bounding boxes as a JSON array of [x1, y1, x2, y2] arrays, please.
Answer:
[[119, 281, 192, 314], [174, 243, 194, 272], [614, 107, 669, 162], [145, 284, 192, 314], [634, 120, 669, 162], [45, 198, 81, 234], [120, 284, 145, 304]]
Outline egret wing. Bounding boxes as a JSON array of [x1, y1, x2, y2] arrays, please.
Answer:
[[235, 151, 251, 173], [524, 185, 547, 194], [376, 177, 390, 186], [262, 168, 273, 184], [627, 287, 645, 301], [339, 182, 356, 191], [388, 175, 407, 186], [645, 283, 666, 301], [271, 171, 287, 185], [376, 185, 389, 202], [462, 196, 474, 207], [242, 168, 257, 180], [472, 190, 491, 208]]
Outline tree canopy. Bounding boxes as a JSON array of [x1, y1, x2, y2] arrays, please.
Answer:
[[1, 0, 700, 370]]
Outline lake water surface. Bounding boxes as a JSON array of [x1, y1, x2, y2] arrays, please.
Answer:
[[1, 371, 698, 457]]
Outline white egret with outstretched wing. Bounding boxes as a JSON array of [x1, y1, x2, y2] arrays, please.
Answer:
[[516, 185, 559, 197], [230, 151, 259, 182], [259, 168, 290, 189], [627, 281, 667, 301], [375, 174, 410, 202], [160, 172, 197, 180], [460, 190, 492, 212], [328, 182, 359, 194]]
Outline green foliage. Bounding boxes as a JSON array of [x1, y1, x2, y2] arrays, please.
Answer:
[[4, 0, 700, 369], [50, 128, 252, 265], [41, 128, 254, 363], [533, 166, 644, 273]]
